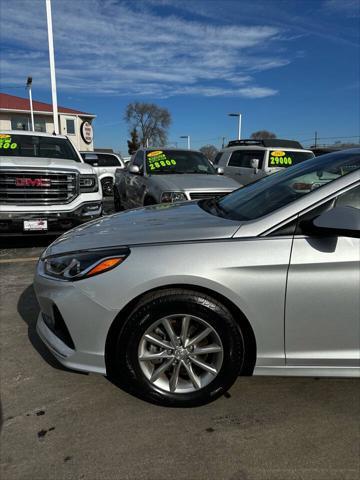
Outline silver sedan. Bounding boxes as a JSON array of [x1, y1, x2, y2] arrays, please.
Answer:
[[34, 150, 360, 406]]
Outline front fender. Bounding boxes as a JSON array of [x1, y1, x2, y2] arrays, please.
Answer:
[[98, 173, 115, 182]]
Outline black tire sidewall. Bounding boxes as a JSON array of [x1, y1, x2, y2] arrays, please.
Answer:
[[102, 179, 113, 196], [116, 292, 244, 407]]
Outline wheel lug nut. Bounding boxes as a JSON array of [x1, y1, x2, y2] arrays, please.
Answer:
[[167, 349, 172, 355]]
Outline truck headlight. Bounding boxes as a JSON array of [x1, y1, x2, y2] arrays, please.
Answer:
[[43, 247, 129, 281], [161, 192, 187, 203], [80, 174, 98, 192]]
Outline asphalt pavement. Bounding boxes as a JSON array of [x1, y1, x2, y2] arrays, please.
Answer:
[[0, 198, 359, 480]]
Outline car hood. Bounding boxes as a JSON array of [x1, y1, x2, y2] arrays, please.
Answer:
[[45, 201, 241, 255], [149, 173, 240, 192], [0, 156, 94, 174]]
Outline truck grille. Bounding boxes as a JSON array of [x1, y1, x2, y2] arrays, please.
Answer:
[[189, 192, 227, 200], [0, 170, 78, 205]]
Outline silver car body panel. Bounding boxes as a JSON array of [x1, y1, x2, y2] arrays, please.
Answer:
[[34, 161, 360, 378], [44, 202, 242, 255]]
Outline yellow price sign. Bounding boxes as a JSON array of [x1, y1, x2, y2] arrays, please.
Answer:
[[271, 150, 285, 157], [147, 150, 163, 158]]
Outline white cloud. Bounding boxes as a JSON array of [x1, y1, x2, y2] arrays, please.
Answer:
[[0, 0, 289, 98], [323, 0, 360, 16]]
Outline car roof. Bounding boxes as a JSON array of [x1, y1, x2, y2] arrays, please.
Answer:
[[227, 139, 303, 148], [221, 146, 314, 153], [143, 147, 201, 153], [0, 130, 68, 139]]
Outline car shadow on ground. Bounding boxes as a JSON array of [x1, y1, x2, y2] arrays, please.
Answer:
[[17, 284, 84, 374], [0, 235, 56, 249]]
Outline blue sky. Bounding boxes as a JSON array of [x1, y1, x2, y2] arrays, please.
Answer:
[[0, 0, 359, 154]]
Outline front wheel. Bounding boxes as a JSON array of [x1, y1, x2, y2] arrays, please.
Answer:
[[101, 178, 114, 197], [113, 289, 245, 407]]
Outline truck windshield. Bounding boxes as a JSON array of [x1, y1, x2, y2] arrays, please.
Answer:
[[201, 151, 359, 221], [146, 150, 216, 174], [0, 134, 81, 162]]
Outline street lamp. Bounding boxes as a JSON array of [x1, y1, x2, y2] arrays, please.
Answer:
[[46, 0, 59, 134], [180, 135, 190, 149], [228, 113, 242, 140], [26, 77, 35, 131]]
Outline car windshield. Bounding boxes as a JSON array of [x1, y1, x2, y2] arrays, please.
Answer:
[[201, 150, 360, 221], [0, 134, 81, 161], [146, 149, 216, 175]]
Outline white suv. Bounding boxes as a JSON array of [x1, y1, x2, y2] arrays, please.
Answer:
[[214, 139, 315, 185], [80, 151, 125, 196], [0, 131, 102, 236]]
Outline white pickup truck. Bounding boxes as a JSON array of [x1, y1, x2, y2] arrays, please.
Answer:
[[0, 131, 102, 236]]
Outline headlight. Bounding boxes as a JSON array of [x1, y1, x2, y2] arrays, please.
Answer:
[[80, 174, 98, 192], [161, 191, 187, 203], [43, 247, 129, 281]]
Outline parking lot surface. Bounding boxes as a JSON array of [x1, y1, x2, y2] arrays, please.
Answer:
[[1, 201, 359, 480]]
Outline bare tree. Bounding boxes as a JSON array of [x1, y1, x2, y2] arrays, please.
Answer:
[[125, 102, 171, 147], [200, 144, 218, 162], [250, 130, 277, 139]]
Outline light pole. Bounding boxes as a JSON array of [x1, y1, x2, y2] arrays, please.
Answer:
[[26, 77, 35, 131], [228, 113, 242, 140], [46, 0, 59, 134], [180, 135, 190, 149]]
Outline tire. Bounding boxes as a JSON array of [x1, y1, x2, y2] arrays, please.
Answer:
[[101, 178, 114, 197], [113, 289, 245, 407], [113, 188, 123, 212]]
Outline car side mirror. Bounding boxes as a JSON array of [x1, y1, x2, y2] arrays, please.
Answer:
[[303, 206, 360, 238], [129, 165, 141, 175], [216, 167, 224, 175], [250, 158, 259, 173]]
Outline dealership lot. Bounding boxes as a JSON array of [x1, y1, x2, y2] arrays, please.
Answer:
[[1, 200, 359, 480]]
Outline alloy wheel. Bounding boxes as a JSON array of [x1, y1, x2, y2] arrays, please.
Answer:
[[138, 314, 224, 393]]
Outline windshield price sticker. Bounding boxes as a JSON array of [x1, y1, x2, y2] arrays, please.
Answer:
[[147, 151, 176, 171], [270, 151, 293, 167], [147, 150, 163, 158], [0, 136, 17, 149]]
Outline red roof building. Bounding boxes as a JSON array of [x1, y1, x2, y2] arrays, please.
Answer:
[[0, 92, 94, 116], [0, 92, 96, 151]]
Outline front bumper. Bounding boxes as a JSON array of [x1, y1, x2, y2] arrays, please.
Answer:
[[0, 201, 102, 235], [33, 267, 117, 374]]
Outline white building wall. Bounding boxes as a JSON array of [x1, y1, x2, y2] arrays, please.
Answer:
[[0, 111, 94, 152], [0, 113, 12, 130]]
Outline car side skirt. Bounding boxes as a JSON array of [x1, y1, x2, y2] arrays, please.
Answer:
[[254, 366, 360, 378]]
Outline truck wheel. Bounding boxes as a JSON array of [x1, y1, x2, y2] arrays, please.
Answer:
[[113, 289, 245, 407], [101, 178, 113, 197]]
